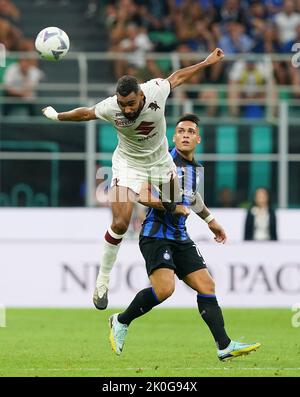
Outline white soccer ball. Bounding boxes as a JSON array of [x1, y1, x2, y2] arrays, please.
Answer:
[[35, 27, 70, 61]]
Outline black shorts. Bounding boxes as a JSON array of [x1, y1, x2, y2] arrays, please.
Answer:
[[139, 236, 207, 280]]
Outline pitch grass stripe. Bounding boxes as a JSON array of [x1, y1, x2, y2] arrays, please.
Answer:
[[4, 368, 300, 372]]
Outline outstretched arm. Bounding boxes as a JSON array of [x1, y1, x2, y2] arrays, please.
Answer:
[[167, 48, 224, 89], [42, 106, 97, 121]]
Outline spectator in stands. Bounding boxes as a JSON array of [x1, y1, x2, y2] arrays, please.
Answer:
[[227, 59, 270, 117], [172, 0, 207, 42], [84, 0, 98, 19], [107, 0, 142, 45], [214, 0, 247, 26], [216, 187, 237, 208], [111, 23, 160, 78], [17, 38, 39, 66], [0, 17, 22, 50], [183, 19, 216, 52], [0, 0, 20, 24], [246, 1, 269, 45], [2, 58, 44, 116], [289, 24, 300, 97], [176, 43, 219, 116], [261, 24, 291, 87], [218, 22, 253, 54], [264, 0, 283, 16], [244, 187, 277, 241], [274, 0, 300, 52], [135, 0, 173, 32]]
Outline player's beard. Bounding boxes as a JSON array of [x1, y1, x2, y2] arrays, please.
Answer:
[[123, 97, 145, 121]]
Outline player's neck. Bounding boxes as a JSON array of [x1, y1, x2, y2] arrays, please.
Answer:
[[176, 149, 194, 162]]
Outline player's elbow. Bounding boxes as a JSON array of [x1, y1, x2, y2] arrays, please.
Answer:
[[81, 107, 95, 121], [168, 74, 183, 90]]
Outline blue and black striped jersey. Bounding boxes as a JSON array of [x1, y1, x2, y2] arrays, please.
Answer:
[[140, 147, 203, 241]]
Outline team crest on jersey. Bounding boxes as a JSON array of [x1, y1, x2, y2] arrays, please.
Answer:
[[135, 121, 155, 136], [163, 250, 171, 261], [148, 101, 160, 111]]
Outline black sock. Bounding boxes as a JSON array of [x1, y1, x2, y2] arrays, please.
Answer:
[[197, 294, 231, 350], [118, 287, 160, 326]]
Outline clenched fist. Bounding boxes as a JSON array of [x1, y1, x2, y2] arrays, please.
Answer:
[[204, 48, 225, 66], [42, 106, 59, 121]]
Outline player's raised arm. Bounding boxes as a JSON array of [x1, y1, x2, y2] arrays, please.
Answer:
[[42, 106, 97, 121], [167, 48, 224, 89]]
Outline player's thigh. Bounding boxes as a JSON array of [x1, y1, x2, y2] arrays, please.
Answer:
[[150, 268, 175, 301], [183, 268, 215, 295], [172, 240, 206, 280], [140, 237, 176, 300]]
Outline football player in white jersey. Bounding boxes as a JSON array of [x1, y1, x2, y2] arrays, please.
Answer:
[[42, 47, 224, 309]]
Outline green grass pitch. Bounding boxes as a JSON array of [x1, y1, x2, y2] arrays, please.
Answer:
[[1, 308, 299, 377]]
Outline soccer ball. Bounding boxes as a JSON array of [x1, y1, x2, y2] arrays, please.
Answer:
[[35, 27, 70, 61]]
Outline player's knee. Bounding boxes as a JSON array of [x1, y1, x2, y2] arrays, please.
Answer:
[[155, 283, 175, 301], [209, 279, 216, 294], [111, 219, 129, 235], [203, 279, 215, 295]]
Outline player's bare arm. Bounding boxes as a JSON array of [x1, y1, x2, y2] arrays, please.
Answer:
[[198, 207, 227, 244], [42, 106, 97, 121], [207, 219, 227, 244], [193, 194, 227, 244], [167, 48, 224, 89], [139, 183, 190, 216]]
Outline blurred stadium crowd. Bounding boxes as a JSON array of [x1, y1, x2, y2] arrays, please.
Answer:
[[2, 0, 300, 118], [89, 0, 300, 117], [0, 0, 32, 51]]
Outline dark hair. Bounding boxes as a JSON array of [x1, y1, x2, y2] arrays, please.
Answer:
[[176, 113, 200, 127], [253, 187, 272, 206], [116, 75, 140, 97]]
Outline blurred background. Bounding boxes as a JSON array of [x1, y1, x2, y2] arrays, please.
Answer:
[[0, 0, 300, 308]]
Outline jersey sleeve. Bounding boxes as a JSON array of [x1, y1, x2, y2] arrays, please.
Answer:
[[94, 97, 113, 122], [145, 78, 171, 101]]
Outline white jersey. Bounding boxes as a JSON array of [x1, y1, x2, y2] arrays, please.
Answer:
[[94, 78, 172, 169]]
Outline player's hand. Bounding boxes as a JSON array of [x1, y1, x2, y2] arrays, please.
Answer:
[[204, 48, 224, 66], [42, 106, 59, 121], [174, 205, 190, 217], [208, 219, 227, 244]]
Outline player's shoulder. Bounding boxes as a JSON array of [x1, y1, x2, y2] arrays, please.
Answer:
[[95, 94, 118, 112], [169, 146, 178, 159], [94, 94, 119, 120], [141, 78, 170, 92], [170, 147, 201, 167]]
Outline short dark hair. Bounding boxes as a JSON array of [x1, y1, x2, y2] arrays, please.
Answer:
[[176, 113, 200, 127], [116, 75, 140, 97]]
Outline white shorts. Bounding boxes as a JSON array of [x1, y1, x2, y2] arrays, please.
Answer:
[[110, 151, 177, 195]]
